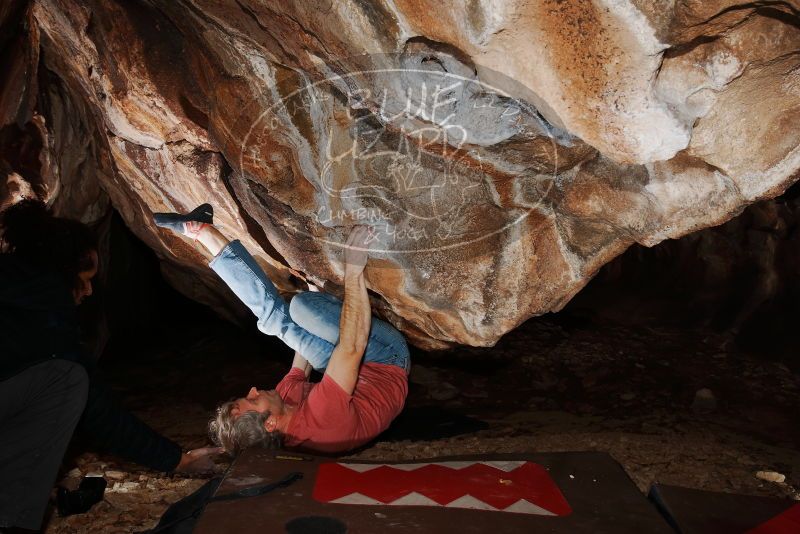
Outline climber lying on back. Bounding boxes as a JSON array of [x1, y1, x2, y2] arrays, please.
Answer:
[[154, 205, 410, 454]]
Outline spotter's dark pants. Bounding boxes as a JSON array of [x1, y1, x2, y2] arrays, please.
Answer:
[[0, 360, 88, 530]]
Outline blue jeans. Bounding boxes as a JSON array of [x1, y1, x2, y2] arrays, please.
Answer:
[[209, 240, 410, 372]]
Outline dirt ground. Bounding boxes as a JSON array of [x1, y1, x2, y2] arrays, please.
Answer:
[[44, 312, 799, 533]]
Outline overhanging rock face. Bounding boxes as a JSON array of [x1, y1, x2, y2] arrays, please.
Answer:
[[3, 0, 800, 348]]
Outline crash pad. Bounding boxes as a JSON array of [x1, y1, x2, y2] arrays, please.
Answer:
[[649, 484, 800, 534], [194, 449, 673, 533]]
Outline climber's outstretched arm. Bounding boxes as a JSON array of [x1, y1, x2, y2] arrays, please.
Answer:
[[323, 227, 371, 395]]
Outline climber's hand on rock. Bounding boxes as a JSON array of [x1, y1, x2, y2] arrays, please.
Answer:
[[344, 225, 371, 278]]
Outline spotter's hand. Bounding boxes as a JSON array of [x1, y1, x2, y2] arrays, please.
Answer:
[[175, 446, 225, 475]]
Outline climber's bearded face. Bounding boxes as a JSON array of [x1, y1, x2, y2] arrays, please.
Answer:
[[231, 387, 285, 417]]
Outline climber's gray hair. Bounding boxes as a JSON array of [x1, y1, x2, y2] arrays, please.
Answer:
[[209, 400, 282, 456]]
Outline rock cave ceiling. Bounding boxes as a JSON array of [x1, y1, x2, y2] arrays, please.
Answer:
[[0, 0, 799, 349]]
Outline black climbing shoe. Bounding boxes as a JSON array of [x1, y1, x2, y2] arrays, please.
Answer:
[[56, 476, 107, 517], [154, 203, 214, 233]]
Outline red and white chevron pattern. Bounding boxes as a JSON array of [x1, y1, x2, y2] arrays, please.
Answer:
[[312, 461, 572, 516]]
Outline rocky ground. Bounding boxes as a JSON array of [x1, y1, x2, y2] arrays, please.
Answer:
[[44, 311, 799, 533]]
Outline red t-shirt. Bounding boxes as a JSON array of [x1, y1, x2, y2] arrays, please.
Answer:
[[276, 363, 408, 453]]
